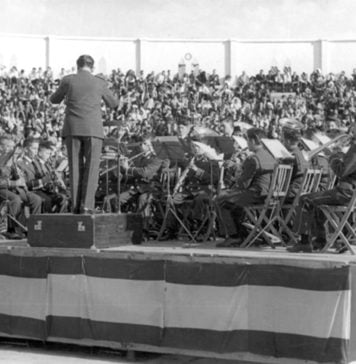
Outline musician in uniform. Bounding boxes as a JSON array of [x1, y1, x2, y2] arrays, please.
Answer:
[[165, 156, 220, 241], [186, 157, 220, 225], [18, 139, 68, 213], [280, 119, 310, 199], [303, 130, 334, 191], [215, 128, 276, 247], [0, 135, 42, 237], [288, 123, 356, 252], [119, 136, 169, 233]]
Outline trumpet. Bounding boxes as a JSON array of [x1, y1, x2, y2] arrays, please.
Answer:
[[306, 133, 352, 160]]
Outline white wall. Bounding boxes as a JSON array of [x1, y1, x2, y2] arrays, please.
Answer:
[[0, 35, 47, 71], [1, 34, 356, 77], [49, 37, 137, 75], [231, 40, 316, 75], [328, 41, 356, 74], [140, 39, 227, 75]]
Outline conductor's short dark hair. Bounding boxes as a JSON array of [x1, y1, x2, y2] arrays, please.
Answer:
[[76, 55, 94, 69]]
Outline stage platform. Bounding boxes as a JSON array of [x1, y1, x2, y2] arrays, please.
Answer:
[[0, 237, 355, 364]]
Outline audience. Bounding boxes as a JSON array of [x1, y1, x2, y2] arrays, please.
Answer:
[[0, 64, 354, 148]]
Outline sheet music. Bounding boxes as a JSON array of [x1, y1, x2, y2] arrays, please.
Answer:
[[314, 133, 331, 145], [261, 138, 294, 160], [300, 137, 319, 151], [232, 135, 248, 150]]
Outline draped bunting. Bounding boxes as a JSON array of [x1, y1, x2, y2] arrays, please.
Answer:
[[0, 252, 350, 364]]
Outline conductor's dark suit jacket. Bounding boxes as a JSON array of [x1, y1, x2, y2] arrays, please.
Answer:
[[49, 69, 118, 212], [50, 70, 118, 137]]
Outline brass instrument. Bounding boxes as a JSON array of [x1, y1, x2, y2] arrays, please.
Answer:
[[306, 133, 352, 160], [99, 150, 147, 177]]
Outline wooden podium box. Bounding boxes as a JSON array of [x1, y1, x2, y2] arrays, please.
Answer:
[[27, 213, 143, 249]]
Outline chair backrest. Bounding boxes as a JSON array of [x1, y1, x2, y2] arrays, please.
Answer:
[[300, 168, 323, 195], [327, 173, 338, 190], [270, 164, 294, 199]]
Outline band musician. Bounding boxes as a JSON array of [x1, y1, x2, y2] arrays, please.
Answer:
[[158, 153, 221, 241], [288, 123, 356, 253], [17, 139, 68, 213], [185, 157, 220, 235], [280, 119, 310, 200], [119, 135, 169, 232], [215, 128, 276, 247], [0, 135, 42, 238]]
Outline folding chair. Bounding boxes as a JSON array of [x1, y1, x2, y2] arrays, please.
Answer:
[[318, 188, 356, 255], [241, 164, 294, 248], [282, 168, 323, 231], [327, 173, 338, 190]]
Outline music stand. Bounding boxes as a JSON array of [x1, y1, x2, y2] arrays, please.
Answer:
[[152, 137, 197, 242], [152, 136, 190, 164], [201, 135, 236, 160]]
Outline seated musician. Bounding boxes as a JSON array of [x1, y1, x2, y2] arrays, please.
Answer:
[[167, 155, 220, 241], [215, 128, 276, 247], [280, 119, 310, 199], [18, 139, 69, 213], [301, 130, 335, 190], [287, 123, 356, 253], [187, 157, 220, 222], [0, 135, 42, 238], [119, 135, 169, 231]]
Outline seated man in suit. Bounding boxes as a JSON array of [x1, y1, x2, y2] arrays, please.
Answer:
[[280, 119, 310, 200], [0, 135, 42, 238], [17, 138, 68, 213], [158, 155, 221, 241], [288, 124, 356, 253], [215, 128, 276, 247], [119, 135, 169, 235]]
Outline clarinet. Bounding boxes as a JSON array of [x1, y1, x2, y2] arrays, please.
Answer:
[[173, 157, 195, 196], [12, 152, 28, 193]]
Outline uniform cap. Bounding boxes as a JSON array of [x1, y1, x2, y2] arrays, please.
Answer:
[[280, 118, 303, 132]]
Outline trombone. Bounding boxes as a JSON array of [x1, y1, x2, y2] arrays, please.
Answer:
[[306, 133, 352, 160]]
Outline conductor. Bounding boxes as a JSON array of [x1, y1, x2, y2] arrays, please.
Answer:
[[50, 55, 118, 213]]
